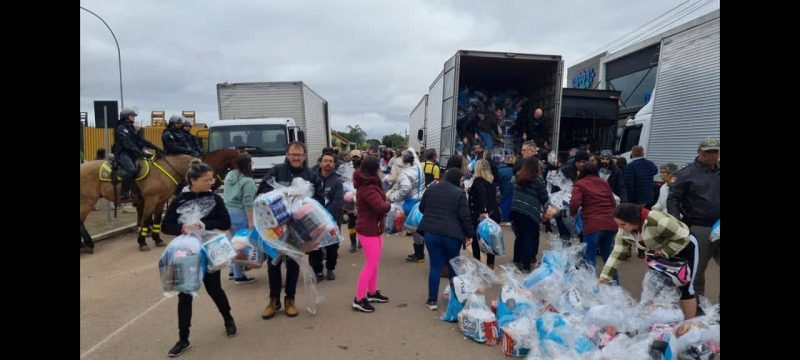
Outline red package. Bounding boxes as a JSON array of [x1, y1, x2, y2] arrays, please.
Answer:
[[501, 332, 529, 357], [483, 320, 498, 346], [394, 212, 406, 233]]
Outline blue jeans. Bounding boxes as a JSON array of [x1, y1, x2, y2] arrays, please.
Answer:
[[227, 207, 249, 279], [499, 195, 512, 222], [478, 130, 494, 150], [424, 232, 463, 301], [583, 230, 618, 283]]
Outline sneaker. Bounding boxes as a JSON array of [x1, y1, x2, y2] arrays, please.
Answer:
[[234, 276, 256, 284], [315, 273, 324, 283], [352, 297, 375, 313], [367, 291, 389, 303], [138, 244, 150, 252], [326, 270, 336, 281], [348, 246, 357, 253], [228, 272, 234, 280], [500, 221, 512, 226], [224, 320, 237, 337], [168, 341, 191, 357], [406, 254, 424, 263], [405, 253, 416, 261], [426, 299, 438, 310], [155, 241, 166, 247]]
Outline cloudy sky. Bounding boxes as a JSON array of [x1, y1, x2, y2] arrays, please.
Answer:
[[80, 0, 719, 139]]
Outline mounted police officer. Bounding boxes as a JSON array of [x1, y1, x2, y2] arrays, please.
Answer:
[[112, 108, 158, 202], [162, 115, 194, 155]]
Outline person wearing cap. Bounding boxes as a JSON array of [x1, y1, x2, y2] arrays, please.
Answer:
[[622, 146, 658, 207], [345, 149, 364, 252], [598, 150, 628, 203], [163, 115, 194, 156], [667, 137, 719, 297], [112, 108, 159, 202]]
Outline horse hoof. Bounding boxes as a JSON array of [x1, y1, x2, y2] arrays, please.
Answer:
[[155, 241, 166, 247], [139, 245, 150, 251]]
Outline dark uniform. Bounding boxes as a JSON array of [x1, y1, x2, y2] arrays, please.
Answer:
[[182, 122, 203, 157], [113, 108, 157, 199], [163, 116, 194, 155]]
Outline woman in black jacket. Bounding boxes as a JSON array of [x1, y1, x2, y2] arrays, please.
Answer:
[[417, 168, 474, 311], [468, 159, 500, 269], [161, 159, 234, 357]]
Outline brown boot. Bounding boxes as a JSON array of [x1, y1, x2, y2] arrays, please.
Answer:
[[261, 297, 281, 319], [284, 296, 299, 317]]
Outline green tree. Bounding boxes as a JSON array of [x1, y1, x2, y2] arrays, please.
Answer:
[[366, 139, 381, 148], [381, 133, 406, 148], [345, 125, 367, 145]]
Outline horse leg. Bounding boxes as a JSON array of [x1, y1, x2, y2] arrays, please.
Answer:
[[80, 220, 94, 254], [137, 200, 159, 252], [151, 200, 167, 246], [135, 201, 150, 251]]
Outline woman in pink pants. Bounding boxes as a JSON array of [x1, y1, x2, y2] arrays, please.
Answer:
[[351, 156, 391, 313]]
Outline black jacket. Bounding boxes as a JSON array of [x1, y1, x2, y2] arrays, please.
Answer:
[[162, 191, 231, 235], [667, 159, 720, 227], [418, 181, 474, 241], [468, 177, 501, 226], [113, 121, 157, 156], [318, 170, 345, 224], [257, 162, 325, 205], [162, 128, 193, 155], [600, 164, 628, 203]]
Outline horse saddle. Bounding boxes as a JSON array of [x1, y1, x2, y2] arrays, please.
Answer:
[[99, 158, 151, 182]]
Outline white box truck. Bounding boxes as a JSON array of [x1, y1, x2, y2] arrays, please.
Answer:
[[212, 81, 332, 180], [412, 50, 563, 163], [617, 14, 720, 174]]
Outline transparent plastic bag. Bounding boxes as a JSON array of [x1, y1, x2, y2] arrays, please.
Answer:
[[458, 293, 499, 344], [253, 178, 326, 314], [289, 197, 341, 252], [199, 231, 236, 272], [477, 217, 505, 256], [253, 190, 292, 229], [231, 229, 267, 269], [159, 234, 205, 297]]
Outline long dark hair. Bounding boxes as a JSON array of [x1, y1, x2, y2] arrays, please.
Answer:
[[514, 156, 541, 186], [234, 153, 253, 177], [614, 203, 643, 224], [360, 156, 380, 177]]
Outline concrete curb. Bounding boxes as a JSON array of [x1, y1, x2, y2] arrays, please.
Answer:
[[91, 223, 138, 242]]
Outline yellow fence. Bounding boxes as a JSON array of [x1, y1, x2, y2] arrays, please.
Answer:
[[81, 126, 208, 161]]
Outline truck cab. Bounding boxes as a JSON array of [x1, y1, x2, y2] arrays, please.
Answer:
[[617, 88, 654, 163], [207, 117, 304, 182]]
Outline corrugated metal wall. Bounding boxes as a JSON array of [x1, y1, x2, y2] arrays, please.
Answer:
[[648, 17, 720, 169], [217, 82, 304, 125]]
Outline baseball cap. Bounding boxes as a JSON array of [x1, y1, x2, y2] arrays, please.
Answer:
[[699, 137, 720, 151], [349, 149, 363, 158]]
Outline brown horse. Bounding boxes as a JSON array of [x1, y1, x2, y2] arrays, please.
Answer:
[[80, 154, 195, 252], [136, 149, 240, 247]]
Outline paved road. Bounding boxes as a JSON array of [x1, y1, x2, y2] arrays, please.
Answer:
[[80, 226, 719, 359]]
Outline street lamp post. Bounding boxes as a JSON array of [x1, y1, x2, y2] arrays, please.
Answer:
[[81, 6, 124, 219], [80, 6, 124, 112]]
